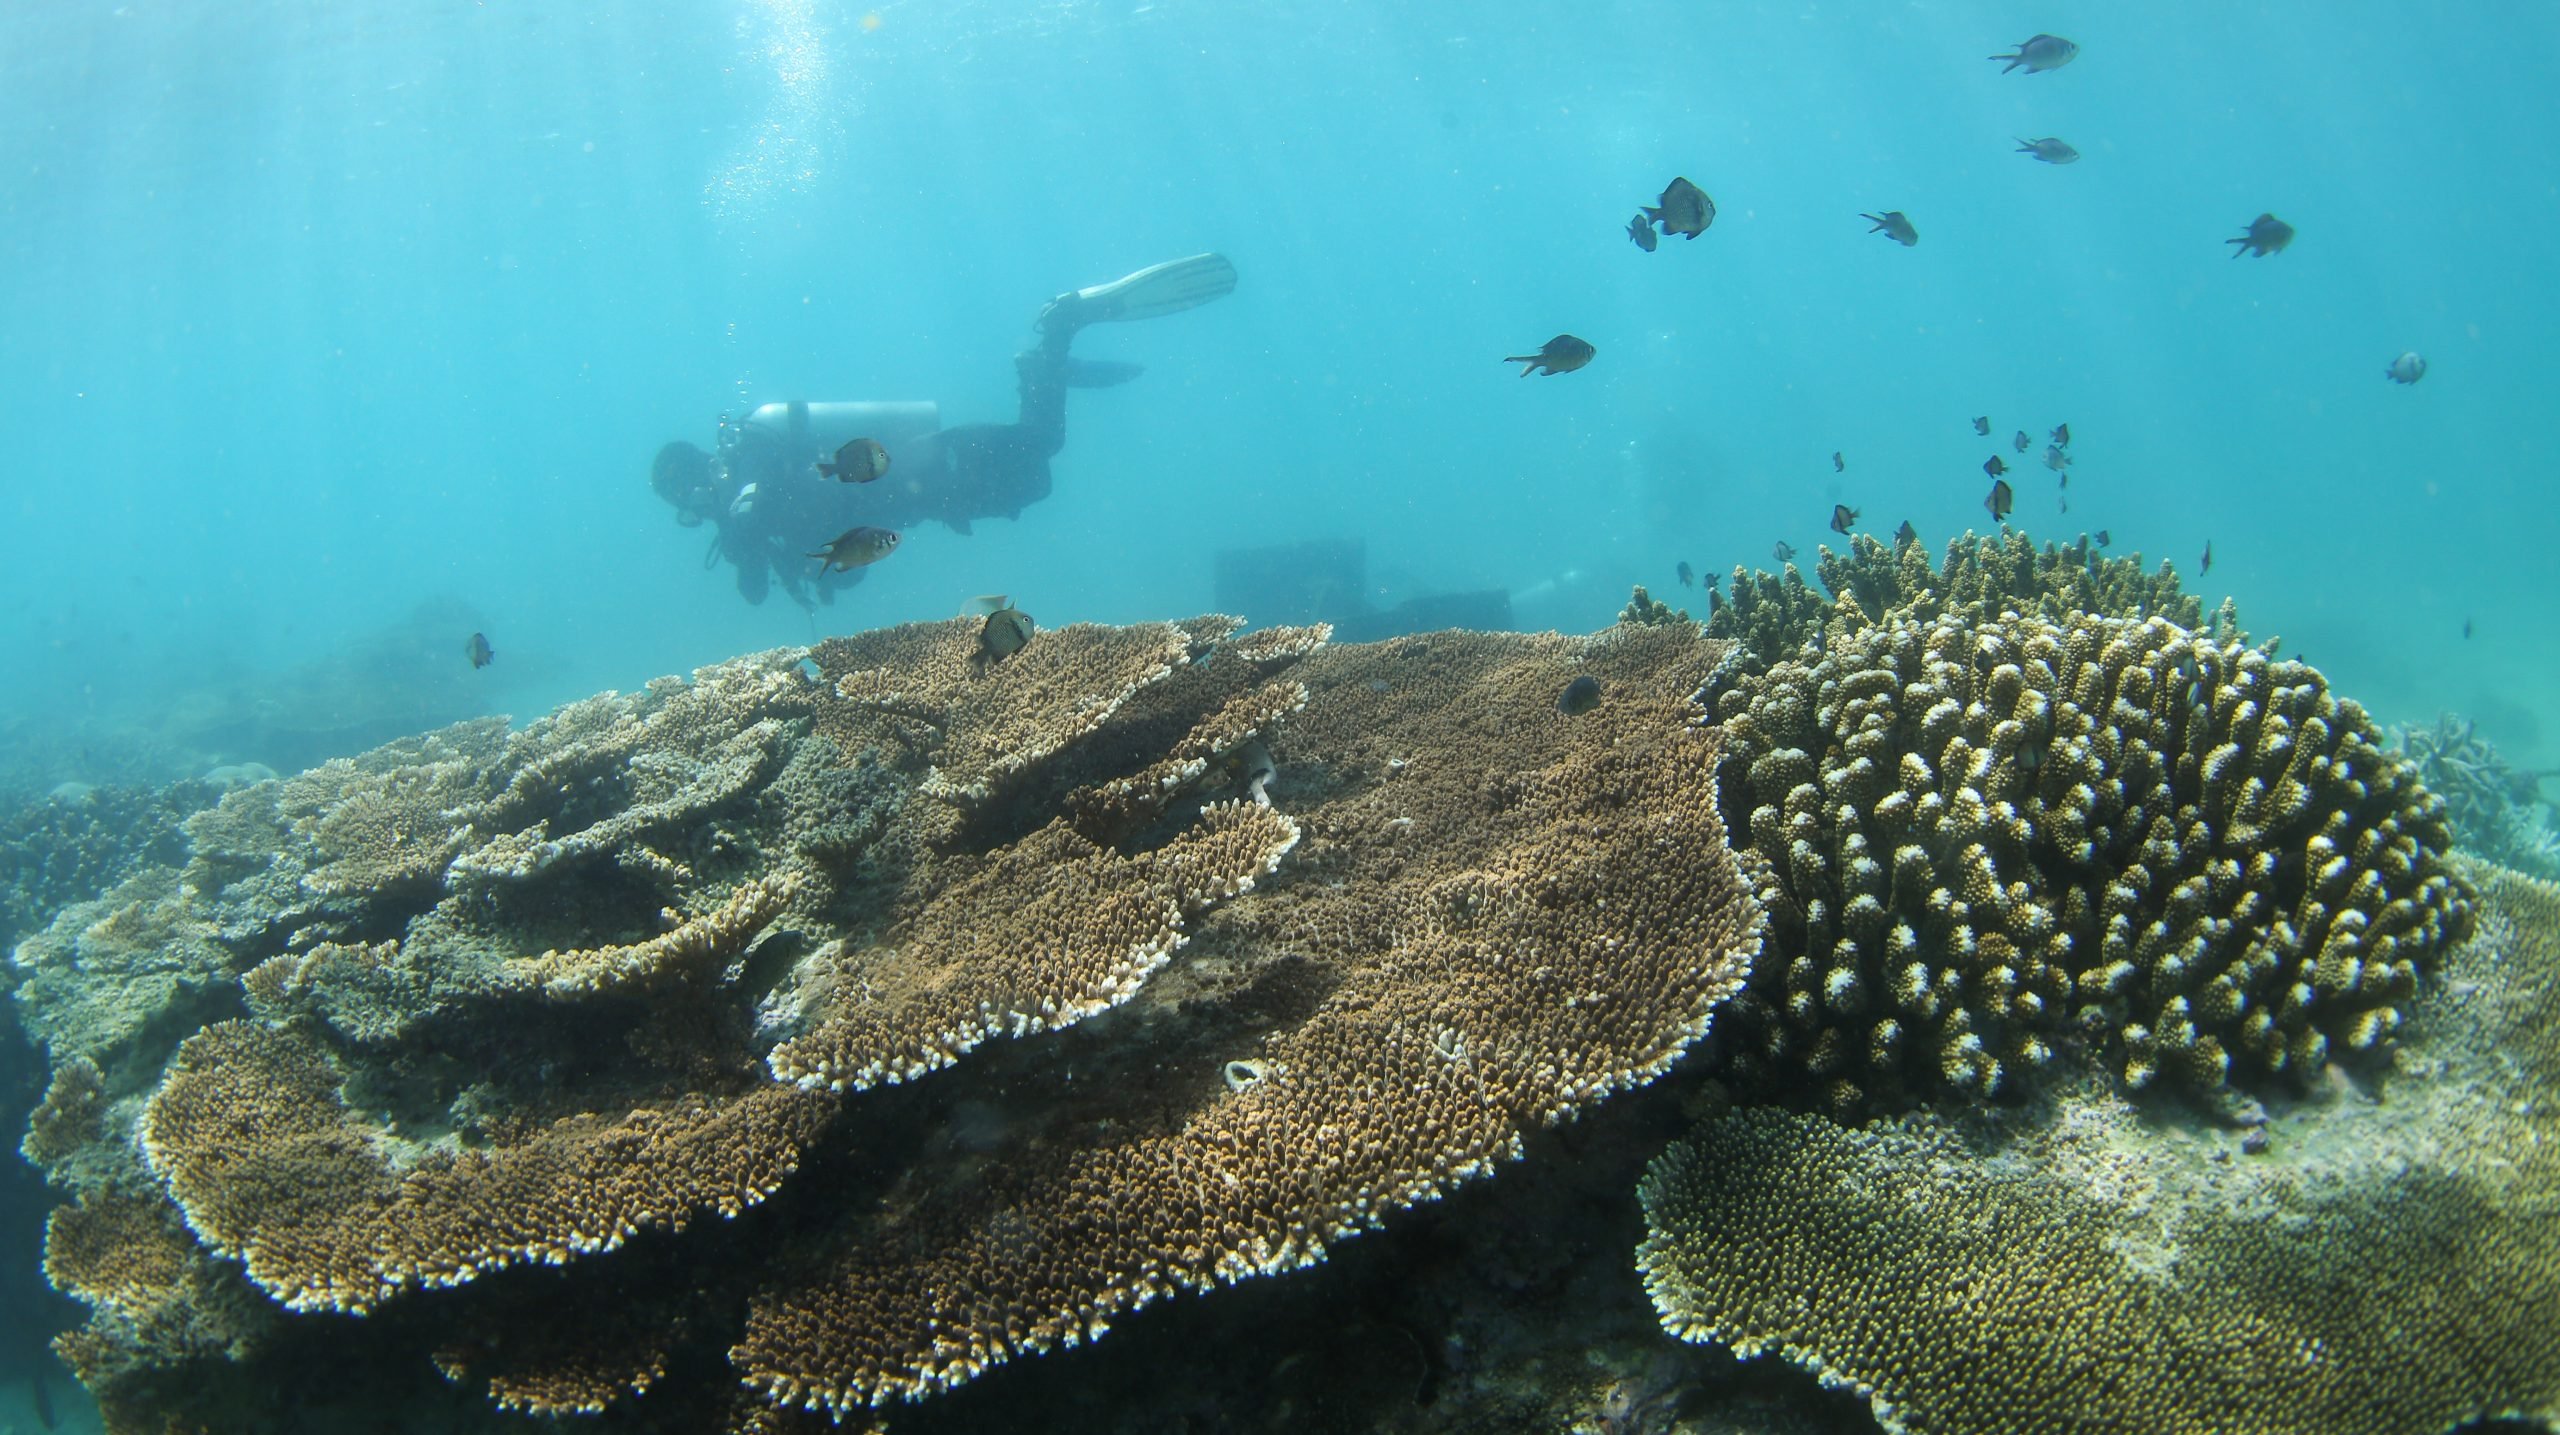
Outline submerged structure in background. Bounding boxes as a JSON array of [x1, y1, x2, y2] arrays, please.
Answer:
[[4, 531, 2549, 1433]]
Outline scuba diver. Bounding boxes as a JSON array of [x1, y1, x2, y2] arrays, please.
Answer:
[[650, 253, 1238, 608]]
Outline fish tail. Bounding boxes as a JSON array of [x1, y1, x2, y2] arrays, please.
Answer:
[[815, 462, 836, 478], [1642, 206, 1663, 224]]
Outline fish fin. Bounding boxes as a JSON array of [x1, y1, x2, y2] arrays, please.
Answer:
[[947, 517, 973, 536], [1641, 206, 1663, 224], [815, 463, 836, 478]]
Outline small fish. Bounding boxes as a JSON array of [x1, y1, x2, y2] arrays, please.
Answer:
[[1702, 570, 1722, 593], [1861, 210, 1919, 246], [1894, 520, 1918, 547], [1676, 561, 1694, 588], [1503, 334, 1596, 376], [2227, 213, 2294, 258], [2051, 422, 2070, 446], [1557, 675, 1603, 716], [1984, 478, 2014, 522], [2058, 492, 2070, 513], [978, 606, 1035, 664], [2013, 430, 2031, 453], [1645, 177, 1715, 239], [1626, 213, 1658, 253], [2043, 445, 2070, 473], [1990, 34, 2079, 74], [1831, 451, 1845, 472], [1774, 540, 1799, 563], [818, 436, 891, 483], [959, 593, 1011, 617], [2386, 351, 2427, 385], [2462, 616, 2473, 640], [1984, 454, 2008, 478], [466, 632, 494, 669], [2016, 137, 2080, 164], [1829, 504, 1858, 535], [2095, 529, 2112, 548], [1973, 416, 1992, 436], [2200, 539, 2214, 575], [809, 525, 901, 572]]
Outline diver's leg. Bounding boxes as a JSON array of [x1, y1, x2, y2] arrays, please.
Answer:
[[1013, 349, 1070, 460]]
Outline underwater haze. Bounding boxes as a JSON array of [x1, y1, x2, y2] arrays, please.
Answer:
[[4, 0, 2559, 790], [6, 2, 2560, 1428]]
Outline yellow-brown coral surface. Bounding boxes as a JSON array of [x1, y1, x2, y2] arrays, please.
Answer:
[[735, 622, 1762, 1413], [1637, 856, 2560, 1435], [1711, 605, 2469, 1111], [14, 616, 1760, 1432], [1708, 528, 2215, 667]]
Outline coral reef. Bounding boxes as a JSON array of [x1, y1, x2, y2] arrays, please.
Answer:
[[0, 780, 219, 961], [735, 622, 1761, 1413], [12, 615, 1764, 1432], [1710, 605, 2470, 1111], [1708, 528, 2228, 669], [2394, 712, 2560, 879], [1636, 856, 2560, 1435]]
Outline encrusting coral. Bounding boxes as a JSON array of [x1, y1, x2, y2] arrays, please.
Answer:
[[1636, 856, 2560, 1435], [1710, 603, 2470, 1112]]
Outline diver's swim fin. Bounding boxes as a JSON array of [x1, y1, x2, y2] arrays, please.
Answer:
[[1046, 253, 1237, 328]]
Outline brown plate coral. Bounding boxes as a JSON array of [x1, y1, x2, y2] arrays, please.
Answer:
[[14, 616, 1764, 1432]]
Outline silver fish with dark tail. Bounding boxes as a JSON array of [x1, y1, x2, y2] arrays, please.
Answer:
[[809, 526, 901, 572], [1862, 210, 1919, 247], [1990, 34, 2078, 74], [2227, 213, 2294, 258]]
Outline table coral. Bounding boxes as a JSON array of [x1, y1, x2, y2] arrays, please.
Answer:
[[139, 1017, 837, 1314], [732, 621, 1763, 1414]]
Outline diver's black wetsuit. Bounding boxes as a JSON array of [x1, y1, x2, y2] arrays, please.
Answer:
[[655, 334, 1071, 609]]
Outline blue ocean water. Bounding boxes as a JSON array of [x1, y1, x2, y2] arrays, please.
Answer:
[[3, 0, 2556, 789], [0, 1, 2557, 1421]]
